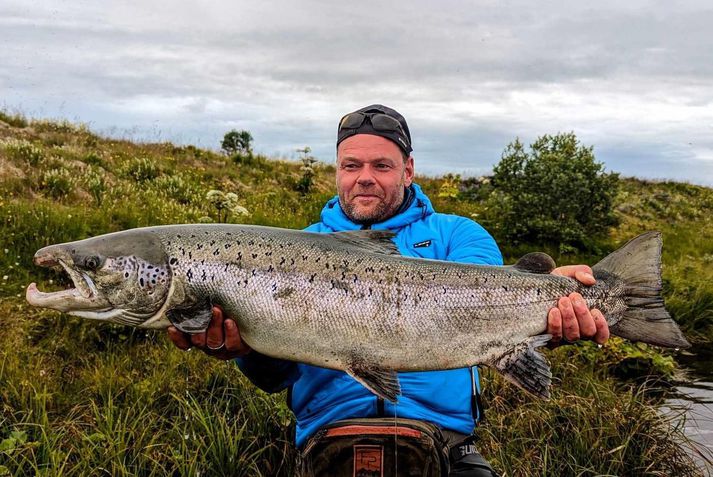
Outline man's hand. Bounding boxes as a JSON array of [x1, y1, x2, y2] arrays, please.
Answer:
[[547, 265, 610, 347], [167, 306, 252, 360]]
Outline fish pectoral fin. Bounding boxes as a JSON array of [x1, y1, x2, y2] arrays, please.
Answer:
[[510, 252, 556, 274], [166, 297, 213, 334], [493, 334, 553, 399], [330, 230, 400, 255], [345, 362, 401, 403]]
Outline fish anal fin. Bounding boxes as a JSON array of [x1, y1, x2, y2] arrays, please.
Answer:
[[345, 360, 401, 402], [512, 252, 556, 274], [166, 297, 213, 334], [493, 334, 553, 399], [331, 230, 400, 255]]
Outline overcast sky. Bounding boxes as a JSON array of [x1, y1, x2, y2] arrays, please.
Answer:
[[2, 0, 712, 184]]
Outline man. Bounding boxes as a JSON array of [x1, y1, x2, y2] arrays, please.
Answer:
[[168, 104, 609, 476]]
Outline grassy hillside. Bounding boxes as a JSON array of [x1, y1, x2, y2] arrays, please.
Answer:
[[0, 112, 709, 475]]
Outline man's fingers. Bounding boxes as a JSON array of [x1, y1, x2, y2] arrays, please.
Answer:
[[592, 309, 610, 345], [570, 292, 596, 338], [559, 297, 580, 341], [224, 319, 252, 356], [548, 307, 563, 343], [167, 326, 192, 351], [552, 265, 595, 285], [206, 306, 225, 349]]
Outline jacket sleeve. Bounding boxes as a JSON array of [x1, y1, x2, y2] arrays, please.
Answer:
[[232, 222, 327, 392], [445, 217, 503, 266], [235, 353, 300, 393]]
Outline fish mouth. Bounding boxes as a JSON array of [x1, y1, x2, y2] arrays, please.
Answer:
[[26, 255, 109, 313]]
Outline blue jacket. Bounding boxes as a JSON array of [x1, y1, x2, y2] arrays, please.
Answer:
[[237, 183, 503, 447]]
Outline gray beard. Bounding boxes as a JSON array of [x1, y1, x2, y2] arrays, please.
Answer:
[[340, 189, 405, 225]]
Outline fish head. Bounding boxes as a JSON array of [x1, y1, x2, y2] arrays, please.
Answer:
[[26, 229, 172, 327]]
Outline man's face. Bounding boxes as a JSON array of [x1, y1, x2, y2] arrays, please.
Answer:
[[336, 134, 415, 224]]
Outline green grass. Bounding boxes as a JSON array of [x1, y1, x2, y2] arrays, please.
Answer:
[[0, 112, 711, 475]]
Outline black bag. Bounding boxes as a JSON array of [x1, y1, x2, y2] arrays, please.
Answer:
[[299, 417, 450, 477]]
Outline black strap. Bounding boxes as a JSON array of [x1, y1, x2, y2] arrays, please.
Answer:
[[471, 366, 486, 424]]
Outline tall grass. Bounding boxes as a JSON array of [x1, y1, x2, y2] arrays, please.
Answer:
[[0, 113, 710, 475]]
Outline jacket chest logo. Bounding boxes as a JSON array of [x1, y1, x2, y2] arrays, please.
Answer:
[[413, 240, 431, 248]]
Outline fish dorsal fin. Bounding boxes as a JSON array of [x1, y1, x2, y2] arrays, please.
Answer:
[[330, 230, 400, 255], [492, 334, 553, 399], [345, 360, 401, 402], [512, 252, 556, 274]]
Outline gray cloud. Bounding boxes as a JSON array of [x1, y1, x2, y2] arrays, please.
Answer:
[[1, 0, 712, 184]]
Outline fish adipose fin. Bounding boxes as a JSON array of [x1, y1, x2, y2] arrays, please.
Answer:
[[593, 231, 690, 349], [493, 334, 553, 399], [345, 361, 401, 402], [166, 297, 213, 334], [511, 252, 556, 274], [330, 230, 400, 255]]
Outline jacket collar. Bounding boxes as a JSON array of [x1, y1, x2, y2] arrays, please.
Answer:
[[319, 183, 434, 231]]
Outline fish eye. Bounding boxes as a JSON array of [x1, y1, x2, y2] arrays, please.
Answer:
[[83, 255, 103, 270]]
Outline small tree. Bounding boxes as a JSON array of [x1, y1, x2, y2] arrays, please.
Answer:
[[221, 130, 253, 157], [489, 132, 619, 249]]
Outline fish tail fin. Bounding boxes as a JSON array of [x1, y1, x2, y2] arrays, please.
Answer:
[[592, 231, 690, 348]]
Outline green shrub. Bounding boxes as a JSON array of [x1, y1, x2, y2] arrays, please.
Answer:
[[153, 173, 201, 204], [489, 133, 619, 249], [3, 140, 44, 166], [120, 157, 160, 182], [84, 168, 106, 205], [0, 110, 28, 128], [40, 168, 74, 199], [83, 152, 104, 168], [221, 129, 253, 156]]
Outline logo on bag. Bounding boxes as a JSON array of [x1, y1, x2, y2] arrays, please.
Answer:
[[353, 445, 383, 477], [413, 239, 431, 248]]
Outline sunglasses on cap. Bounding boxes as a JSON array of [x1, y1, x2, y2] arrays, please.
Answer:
[[338, 112, 411, 148]]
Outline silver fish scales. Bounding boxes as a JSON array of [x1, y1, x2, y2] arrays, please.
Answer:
[[26, 225, 690, 400]]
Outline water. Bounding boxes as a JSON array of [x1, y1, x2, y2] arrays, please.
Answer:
[[667, 346, 713, 473]]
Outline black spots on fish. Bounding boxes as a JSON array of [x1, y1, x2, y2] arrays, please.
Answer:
[[302, 254, 308, 261], [243, 278, 249, 287], [224, 243, 231, 249], [331, 280, 350, 293], [265, 251, 273, 257], [248, 240, 255, 246], [537, 288, 541, 296], [169, 257, 178, 265], [213, 249, 220, 256], [124, 272, 129, 278], [179, 248, 186, 257], [308, 273, 317, 283], [290, 258, 295, 266], [200, 259, 205, 265], [196, 243, 203, 250], [267, 265, 275, 273], [315, 257, 321, 263], [502, 285, 508, 292], [251, 253, 258, 259], [368, 287, 373, 296], [416, 293, 422, 304], [279, 257, 286, 266], [140, 277, 145, 287], [365, 266, 375, 274], [237, 251, 242, 261], [201, 270, 207, 281], [147, 265, 153, 270], [443, 286, 448, 295], [325, 263, 330, 270], [224, 263, 230, 272], [190, 234, 196, 238], [352, 274, 359, 283], [188, 251, 193, 260], [186, 269, 194, 281], [251, 269, 257, 277], [210, 240, 216, 246], [176, 234, 182, 239], [483, 277, 488, 284]]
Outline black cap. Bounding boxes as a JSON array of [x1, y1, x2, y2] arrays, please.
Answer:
[[337, 104, 413, 155]]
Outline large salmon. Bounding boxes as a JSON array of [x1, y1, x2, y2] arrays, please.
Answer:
[[26, 226, 689, 400]]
